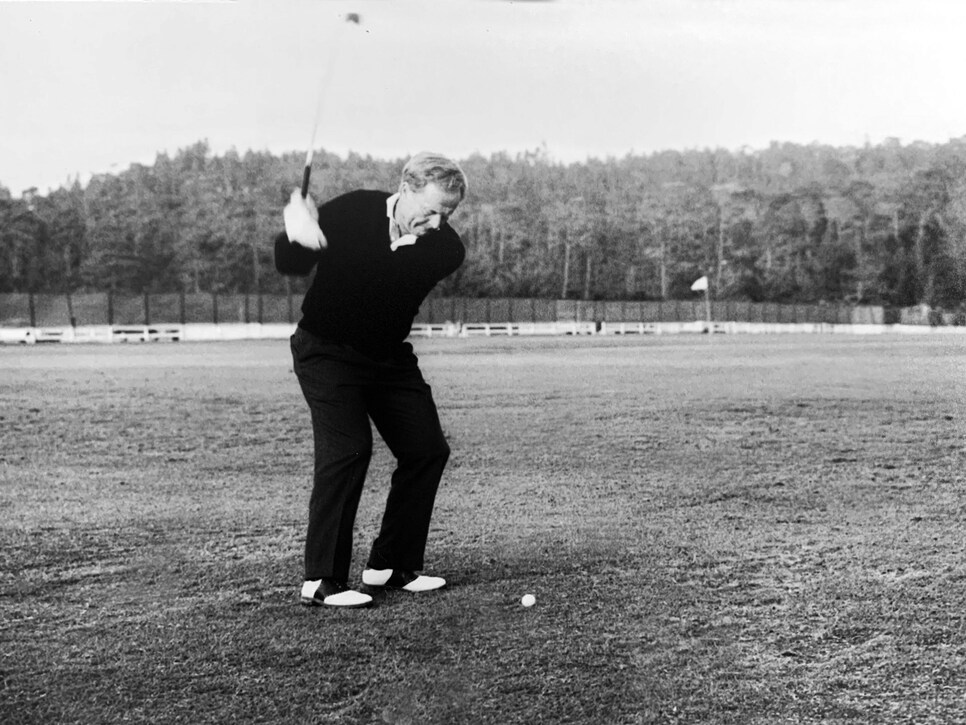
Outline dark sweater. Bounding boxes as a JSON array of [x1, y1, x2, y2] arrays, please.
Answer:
[[274, 190, 465, 360]]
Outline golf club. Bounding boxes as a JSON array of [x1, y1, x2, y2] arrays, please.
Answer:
[[301, 13, 362, 199]]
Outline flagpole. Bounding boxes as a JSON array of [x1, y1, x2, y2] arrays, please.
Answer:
[[690, 274, 711, 333], [705, 287, 711, 330]]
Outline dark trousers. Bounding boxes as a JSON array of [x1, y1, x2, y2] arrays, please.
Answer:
[[290, 327, 451, 582]]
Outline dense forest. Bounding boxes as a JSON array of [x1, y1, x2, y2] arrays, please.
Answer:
[[2, 137, 966, 309]]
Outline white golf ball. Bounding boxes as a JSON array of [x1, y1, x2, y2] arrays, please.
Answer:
[[521, 594, 536, 608]]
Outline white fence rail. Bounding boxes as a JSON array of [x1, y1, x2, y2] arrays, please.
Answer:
[[2, 320, 965, 345]]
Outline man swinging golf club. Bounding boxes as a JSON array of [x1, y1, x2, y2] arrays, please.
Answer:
[[275, 152, 467, 608]]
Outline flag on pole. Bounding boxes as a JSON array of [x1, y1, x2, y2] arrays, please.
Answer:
[[690, 275, 709, 292]]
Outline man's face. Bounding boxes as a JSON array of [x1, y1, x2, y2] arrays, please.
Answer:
[[397, 181, 462, 237]]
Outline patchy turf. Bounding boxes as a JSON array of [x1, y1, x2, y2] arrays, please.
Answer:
[[1, 335, 964, 724]]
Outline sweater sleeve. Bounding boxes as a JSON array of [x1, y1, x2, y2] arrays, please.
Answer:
[[447, 234, 466, 276], [274, 232, 321, 276], [437, 227, 466, 280]]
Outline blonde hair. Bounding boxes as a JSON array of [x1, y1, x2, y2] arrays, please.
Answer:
[[401, 152, 468, 200]]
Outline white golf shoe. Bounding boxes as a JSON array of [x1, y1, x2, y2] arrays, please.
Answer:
[[362, 568, 446, 592], [300, 579, 372, 608]]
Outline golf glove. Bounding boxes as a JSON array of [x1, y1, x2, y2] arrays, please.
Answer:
[[283, 189, 327, 250]]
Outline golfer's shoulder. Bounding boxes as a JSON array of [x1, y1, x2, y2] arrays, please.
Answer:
[[324, 189, 389, 214], [441, 222, 463, 246], [436, 225, 465, 263]]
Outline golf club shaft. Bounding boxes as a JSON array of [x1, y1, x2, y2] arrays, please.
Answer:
[[301, 159, 313, 198], [301, 84, 327, 199], [301, 17, 356, 199]]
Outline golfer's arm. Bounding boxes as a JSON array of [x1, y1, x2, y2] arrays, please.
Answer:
[[273, 232, 320, 276]]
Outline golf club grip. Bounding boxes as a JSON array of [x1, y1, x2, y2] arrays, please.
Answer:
[[300, 165, 312, 199]]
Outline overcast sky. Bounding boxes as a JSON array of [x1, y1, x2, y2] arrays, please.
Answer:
[[2, 0, 966, 196]]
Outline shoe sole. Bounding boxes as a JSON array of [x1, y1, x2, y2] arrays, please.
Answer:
[[300, 597, 372, 609], [363, 578, 447, 593], [402, 581, 446, 593]]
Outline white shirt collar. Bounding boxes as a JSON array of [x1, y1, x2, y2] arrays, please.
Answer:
[[386, 193, 417, 251]]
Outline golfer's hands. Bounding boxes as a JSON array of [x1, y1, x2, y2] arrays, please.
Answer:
[[283, 189, 327, 250]]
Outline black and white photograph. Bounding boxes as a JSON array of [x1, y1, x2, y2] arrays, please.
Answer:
[[2, 1, 964, 723]]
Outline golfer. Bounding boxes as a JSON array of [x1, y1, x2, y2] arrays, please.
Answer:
[[275, 152, 467, 608]]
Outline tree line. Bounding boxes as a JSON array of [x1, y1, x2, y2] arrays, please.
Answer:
[[2, 137, 966, 308]]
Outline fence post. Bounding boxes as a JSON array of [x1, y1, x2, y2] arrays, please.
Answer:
[[180, 290, 186, 325], [213, 292, 219, 325], [244, 294, 251, 324], [107, 290, 114, 325], [285, 278, 293, 323], [28, 292, 36, 327], [144, 293, 151, 325], [66, 291, 76, 327]]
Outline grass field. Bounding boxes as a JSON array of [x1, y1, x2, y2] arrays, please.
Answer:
[[2, 335, 965, 724]]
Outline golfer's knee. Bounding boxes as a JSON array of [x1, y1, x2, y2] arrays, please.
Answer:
[[343, 440, 374, 464], [316, 438, 373, 473], [418, 438, 450, 466]]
